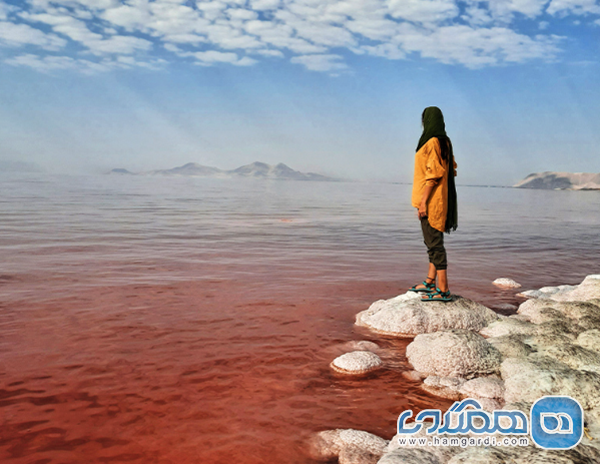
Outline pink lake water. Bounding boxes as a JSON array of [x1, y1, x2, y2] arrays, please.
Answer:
[[1, 173, 599, 463]]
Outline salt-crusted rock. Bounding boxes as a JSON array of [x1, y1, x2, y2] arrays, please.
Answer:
[[402, 370, 427, 382], [406, 329, 502, 379], [578, 314, 600, 332], [524, 332, 575, 347], [345, 340, 380, 352], [474, 397, 503, 412], [356, 293, 498, 337], [517, 285, 577, 299], [508, 313, 531, 322], [318, 277, 600, 462], [534, 342, 600, 373], [553, 274, 600, 302], [481, 315, 582, 340], [308, 429, 388, 464], [486, 335, 532, 358], [492, 278, 521, 289], [577, 329, 600, 353], [518, 275, 600, 302], [459, 376, 505, 400], [517, 289, 543, 299], [501, 355, 600, 418], [315, 426, 600, 464], [480, 318, 538, 338], [331, 351, 383, 374], [447, 443, 600, 464], [422, 375, 465, 400], [331, 340, 381, 355], [494, 303, 518, 311], [516, 300, 567, 324], [517, 298, 600, 325], [424, 375, 465, 389], [378, 448, 445, 464], [537, 319, 583, 338]]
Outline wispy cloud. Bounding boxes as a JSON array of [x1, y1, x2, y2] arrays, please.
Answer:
[[4, 52, 165, 73], [0, 0, 597, 74], [290, 53, 347, 71], [547, 0, 600, 16], [0, 20, 66, 50]]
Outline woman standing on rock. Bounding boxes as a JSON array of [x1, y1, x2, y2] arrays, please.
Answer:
[[408, 106, 458, 302]]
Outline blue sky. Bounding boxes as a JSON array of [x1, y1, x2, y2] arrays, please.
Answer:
[[1, 0, 600, 184]]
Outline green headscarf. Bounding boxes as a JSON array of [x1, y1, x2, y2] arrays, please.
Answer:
[[417, 106, 447, 152], [416, 106, 458, 233]]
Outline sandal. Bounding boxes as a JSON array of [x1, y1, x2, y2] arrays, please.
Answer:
[[421, 288, 453, 302], [409, 279, 436, 293]]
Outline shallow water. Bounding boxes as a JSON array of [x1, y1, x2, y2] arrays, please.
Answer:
[[1, 173, 599, 463]]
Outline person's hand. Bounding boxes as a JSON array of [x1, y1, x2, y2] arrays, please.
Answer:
[[418, 202, 427, 219]]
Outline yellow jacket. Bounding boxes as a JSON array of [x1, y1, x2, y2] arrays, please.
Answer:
[[411, 137, 457, 233]]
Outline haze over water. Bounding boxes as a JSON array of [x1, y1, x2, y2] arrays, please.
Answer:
[[1, 173, 599, 463]]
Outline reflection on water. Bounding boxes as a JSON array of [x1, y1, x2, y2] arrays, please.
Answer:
[[0, 173, 599, 463]]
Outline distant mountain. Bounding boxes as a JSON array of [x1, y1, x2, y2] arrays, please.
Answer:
[[232, 161, 275, 178], [149, 162, 222, 177], [108, 162, 340, 182], [514, 172, 600, 190], [229, 162, 334, 181], [109, 168, 136, 175]]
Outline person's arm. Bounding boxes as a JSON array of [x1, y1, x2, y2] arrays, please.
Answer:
[[418, 180, 438, 219]]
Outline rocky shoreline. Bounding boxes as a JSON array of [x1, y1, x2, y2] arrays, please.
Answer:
[[310, 274, 600, 464]]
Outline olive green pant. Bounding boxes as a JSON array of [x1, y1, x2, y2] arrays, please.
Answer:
[[420, 217, 447, 270]]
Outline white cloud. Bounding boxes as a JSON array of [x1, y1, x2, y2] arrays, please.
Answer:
[[236, 56, 258, 65], [3, 0, 598, 73], [196, 1, 228, 21], [204, 22, 264, 49], [0, 1, 16, 20], [23, 11, 152, 54], [244, 19, 327, 53], [191, 50, 258, 66], [88, 35, 153, 54], [345, 17, 400, 41], [5, 52, 164, 73], [0, 20, 66, 50], [252, 48, 285, 57], [101, 3, 152, 31], [396, 24, 561, 68], [250, 0, 281, 11], [547, 0, 600, 15], [193, 50, 239, 63], [274, 10, 356, 48], [387, 0, 459, 23], [24, 12, 101, 43], [360, 43, 405, 59], [291, 53, 348, 71], [5, 53, 110, 73], [161, 33, 206, 44], [163, 43, 181, 53], [226, 8, 259, 21], [486, 0, 549, 20], [463, 5, 494, 25], [115, 54, 165, 69]]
